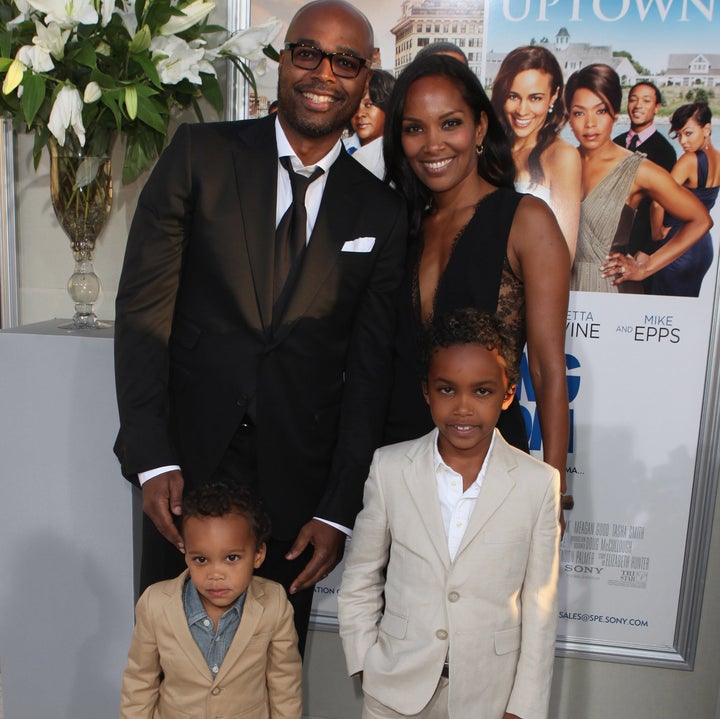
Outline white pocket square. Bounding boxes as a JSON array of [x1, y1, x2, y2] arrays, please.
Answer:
[[341, 237, 375, 253]]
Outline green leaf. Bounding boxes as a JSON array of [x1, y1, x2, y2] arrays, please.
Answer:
[[21, 71, 45, 126], [100, 92, 123, 130], [263, 44, 280, 62], [72, 43, 98, 69], [200, 73, 222, 115], [0, 57, 13, 72], [123, 129, 159, 183], [131, 52, 161, 89], [135, 90, 167, 135]]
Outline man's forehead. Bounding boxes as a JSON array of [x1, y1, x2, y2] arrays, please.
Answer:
[[287, 3, 373, 52]]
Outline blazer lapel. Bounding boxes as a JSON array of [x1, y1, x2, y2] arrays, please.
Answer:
[[455, 432, 517, 556], [403, 433, 452, 569], [272, 151, 364, 343], [164, 571, 215, 680], [231, 115, 279, 334], [213, 578, 264, 684]]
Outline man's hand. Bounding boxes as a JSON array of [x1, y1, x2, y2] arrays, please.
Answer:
[[286, 520, 345, 594], [503, 714, 522, 719], [142, 470, 185, 552]]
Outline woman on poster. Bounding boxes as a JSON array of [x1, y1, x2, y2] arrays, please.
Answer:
[[382, 54, 570, 500], [651, 102, 720, 297], [565, 64, 711, 293], [492, 46, 581, 260]]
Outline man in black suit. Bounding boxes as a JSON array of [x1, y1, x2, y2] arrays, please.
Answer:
[[114, 0, 406, 651], [614, 82, 677, 264]]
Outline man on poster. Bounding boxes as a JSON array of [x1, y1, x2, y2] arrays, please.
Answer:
[[113, 0, 407, 652], [614, 81, 677, 269]]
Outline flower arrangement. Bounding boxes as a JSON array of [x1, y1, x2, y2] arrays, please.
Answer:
[[0, 0, 281, 182]]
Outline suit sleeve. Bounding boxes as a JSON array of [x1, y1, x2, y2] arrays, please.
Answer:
[[337, 451, 392, 675], [314, 193, 407, 528], [506, 468, 560, 719], [113, 124, 194, 478], [119, 590, 162, 719], [265, 590, 303, 719]]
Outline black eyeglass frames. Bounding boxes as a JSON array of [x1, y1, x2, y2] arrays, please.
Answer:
[[284, 43, 367, 79]]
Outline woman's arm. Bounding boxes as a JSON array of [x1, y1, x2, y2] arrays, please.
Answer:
[[509, 197, 570, 495], [649, 152, 695, 241], [605, 158, 711, 284], [545, 140, 582, 263]]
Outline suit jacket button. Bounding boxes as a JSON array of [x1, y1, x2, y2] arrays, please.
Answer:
[[448, 591, 460, 603], [211, 687, 221, 695], [435, 629, 448, 640]]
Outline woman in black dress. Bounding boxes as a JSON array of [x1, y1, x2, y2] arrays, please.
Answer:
[[383, 54, 571, 501]]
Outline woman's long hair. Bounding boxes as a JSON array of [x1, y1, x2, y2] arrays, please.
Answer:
[[384, 54, 514, 241], [491, 45, 566, 185]]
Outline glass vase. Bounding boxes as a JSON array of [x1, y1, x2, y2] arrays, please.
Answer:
[[50, 138, 113, 329]]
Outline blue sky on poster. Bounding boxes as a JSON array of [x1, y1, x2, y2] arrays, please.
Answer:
[[250, 0, 719, 95], [487, 0, 719, 72]]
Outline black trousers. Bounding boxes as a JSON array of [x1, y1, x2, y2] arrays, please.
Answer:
[[139, 423, 316, 656]]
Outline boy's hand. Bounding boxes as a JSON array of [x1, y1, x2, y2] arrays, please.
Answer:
[[286, 520, 345, 593], [142, 470, 185, 552]]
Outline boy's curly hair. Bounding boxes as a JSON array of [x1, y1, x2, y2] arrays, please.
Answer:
[[421, 308, 519, 386], [182, 483, 271, 548]]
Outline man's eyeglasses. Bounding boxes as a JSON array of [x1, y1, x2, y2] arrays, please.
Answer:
[[285, 43, 367, 79]]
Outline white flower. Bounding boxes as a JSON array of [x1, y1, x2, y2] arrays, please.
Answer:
[[117, 0, 138, 37], [219, 17, 282, 60], [26, 0, 97, 28], [99, 0, 114, 27], [15, 20, 69, 73], [159, 0, 215, 36], [83, 81, 101, 103], [48, 84, 86, 146], [34, 20, 70, 59], [17, 43, 54, 72], [150, 35, 214, 85]]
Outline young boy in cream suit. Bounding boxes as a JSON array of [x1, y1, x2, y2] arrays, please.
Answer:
[[120, 483, 302, 718], [339, 309, 560, 719]]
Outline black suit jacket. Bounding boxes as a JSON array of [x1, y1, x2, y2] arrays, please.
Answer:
[[613, 129, 677, 256], [114, 116, 407, 538]]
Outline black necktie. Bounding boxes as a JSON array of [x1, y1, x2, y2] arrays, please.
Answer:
[[628, 134, 639, 151], [274, 156, 324, 304]]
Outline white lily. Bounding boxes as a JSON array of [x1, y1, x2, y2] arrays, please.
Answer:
[[27, 0, 97, 28], [16, 43, 54, 72], [117, 0, 138, 37], [48, 84, 86, 146], [37, 19, 70, 58], [83, 81, 101, 103], [150, 35, 214, 85], [99, 0, 114, 26], [159, 0, 215, 36], [8, 0, 31, 25], [219, 17, 282, 60]]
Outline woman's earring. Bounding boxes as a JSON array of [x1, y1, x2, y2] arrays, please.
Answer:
[[548, 104, 554, 115], [476, 144, 484, 156]]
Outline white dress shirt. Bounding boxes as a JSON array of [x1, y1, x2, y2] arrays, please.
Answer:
[[433, 429, 496, 561]]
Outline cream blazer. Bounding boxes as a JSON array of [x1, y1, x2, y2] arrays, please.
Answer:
[[120, 572, 302, 719], [338, 429, 560, 719]]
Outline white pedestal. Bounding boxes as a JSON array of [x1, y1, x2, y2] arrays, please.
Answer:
[[0, 320, 135, 717]]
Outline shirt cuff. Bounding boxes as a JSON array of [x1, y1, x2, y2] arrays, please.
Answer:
[[138, 465, 182, 486], [313, 517, 352, 538]]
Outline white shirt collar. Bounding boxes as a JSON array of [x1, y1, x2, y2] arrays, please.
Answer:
[[274, 116, 343, 175], [432, 427, 497, 491]]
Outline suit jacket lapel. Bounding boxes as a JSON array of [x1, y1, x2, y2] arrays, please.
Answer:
[[456, 432, 517, 557], [214, 578, 264, 684], [164, 572, 215, 680], [403, 433, 451, 569], [272, 151, 363, 343], [231, 115, 278, 334]]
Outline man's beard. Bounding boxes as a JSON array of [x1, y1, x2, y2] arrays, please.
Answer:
[[277, 79, 356, 139]]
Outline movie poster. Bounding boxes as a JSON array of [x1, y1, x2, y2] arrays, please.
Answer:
[[248, 0, 720, 663]]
